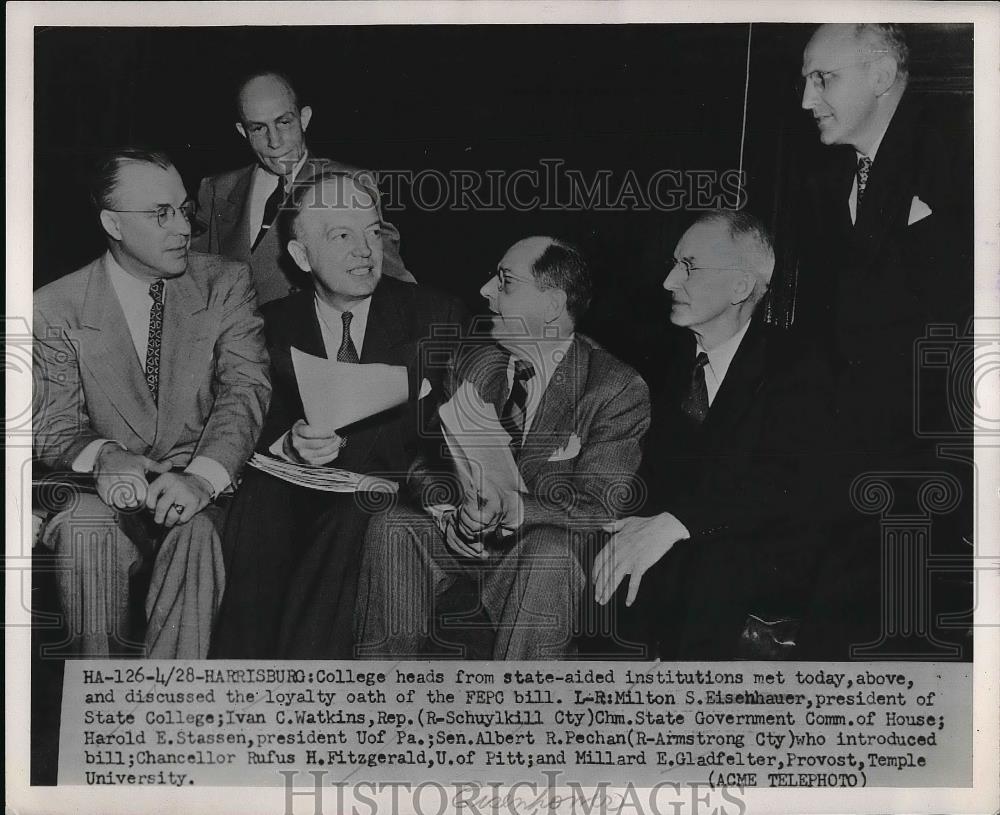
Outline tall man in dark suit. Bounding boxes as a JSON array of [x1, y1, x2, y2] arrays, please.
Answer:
[[594, 211, 833, 659], [33, 148, 270, 658], [192, 70, 414, 305], [795, 24, 973, 656], [355, 237, 651, 660], [212, 170, 465, 658]]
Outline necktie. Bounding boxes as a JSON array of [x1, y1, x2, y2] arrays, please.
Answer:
[[252, 177, 285, 251], [856, 155, 873, 214], [145, 279, 165, 403], [680, 351, 710, 425], [337, 310, 361, 364], [500, 359, 536, 448]]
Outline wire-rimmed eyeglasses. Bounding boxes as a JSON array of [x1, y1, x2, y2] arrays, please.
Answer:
[[668, 257, 748, 280], [796, 51, 889, 96], [106, 200, 197, 229]]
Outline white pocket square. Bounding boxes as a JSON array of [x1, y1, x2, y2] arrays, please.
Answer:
[[908, 195, 932, 225], [548, 433, 581, 462]]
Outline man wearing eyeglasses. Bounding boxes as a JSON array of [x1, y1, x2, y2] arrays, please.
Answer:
[[192, 70, 414, 305], [795, 24, 973, 657], [593, 211, 833, 659], [355, 236, 651, 660], [33, 147, 271, 658]]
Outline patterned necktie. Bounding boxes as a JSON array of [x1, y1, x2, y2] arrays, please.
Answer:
[[680, 351, 710, 425], [252, 177, 285, 251], [500, 359, 536, 448], [337, 310, 361, 364], [856, 155, 873, 214], [145, 279, 165, 403]]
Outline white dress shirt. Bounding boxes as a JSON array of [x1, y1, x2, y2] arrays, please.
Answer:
[[505, 335, 574, 437], [71, 253, 230, 497], [849, 126, 889, 225], [249, 151, 309, 240], [314, 294, 372, 360], [697, 319, 751, 407]]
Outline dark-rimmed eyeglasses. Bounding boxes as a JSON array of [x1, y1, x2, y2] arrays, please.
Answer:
[[494, 268, 535, 293], [106, 201, 197, 229], [796, 51, 889, 96]]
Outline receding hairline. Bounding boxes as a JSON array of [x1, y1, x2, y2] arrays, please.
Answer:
[[288, 174, 379, 238], [236, 71, 300, 119]]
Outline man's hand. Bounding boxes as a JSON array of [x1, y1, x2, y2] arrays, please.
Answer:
[[441, 512, 489, 560], [455, 479, 523, 541], [593, 512, 689, 606], [94, 443, 170, 510], [287, 419, 344, 465], [145, 471, 214, 528]]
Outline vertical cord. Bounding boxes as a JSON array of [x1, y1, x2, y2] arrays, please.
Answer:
[[737, 22, 753, 206]]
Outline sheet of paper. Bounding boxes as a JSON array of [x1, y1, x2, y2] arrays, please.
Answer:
[[248, 453, 398, 494], [437, 380, 526, 495], [291, 348, 412, 432]]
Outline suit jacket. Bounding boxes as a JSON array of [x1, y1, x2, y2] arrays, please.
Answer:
[[451, 336, 652, 531], [192, 155, 414, 305], [212, 276, 467, 658], [631, 315, 834, 658], [33, 252, 271, 481], [797, 93, 973, 458]]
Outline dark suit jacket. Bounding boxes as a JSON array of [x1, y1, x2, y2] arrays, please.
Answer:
[[212, 276, 466, 658], [629, 316, 834, 659], [33, 251, 271, 481], [192, 155, 414, 305]]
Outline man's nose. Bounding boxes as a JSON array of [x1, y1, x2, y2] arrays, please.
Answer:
[[171, 207, 192, 237], [352, 233, 373, 257], [663, 263, 683, 291], [801, 78, 820, 110], [479, 275, 498, 301], [266, 124, 282, 149]]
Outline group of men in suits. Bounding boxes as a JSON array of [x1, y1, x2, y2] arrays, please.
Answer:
[[32, 22, 970, 661]]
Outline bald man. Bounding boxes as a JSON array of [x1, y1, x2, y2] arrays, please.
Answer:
[[193, 70, 414, 304]]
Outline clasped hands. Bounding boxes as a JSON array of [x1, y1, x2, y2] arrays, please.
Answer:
[[94, 443, 214, 529], [442, 478, 524, 560], [593, 512, 689, 606], [284, 419, 346, 466]]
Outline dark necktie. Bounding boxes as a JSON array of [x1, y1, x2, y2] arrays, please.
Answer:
[[856, 155, 873, 216], [680, 351, 710, 425], [500, 359, 536, 448], [145, 279, 165, 403], [252, 177, 285, 251], [337, 310, 361, 364]]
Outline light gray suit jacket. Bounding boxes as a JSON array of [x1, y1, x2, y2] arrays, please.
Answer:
[[192, 155, 414, 304], [33, 251, 271, 481]]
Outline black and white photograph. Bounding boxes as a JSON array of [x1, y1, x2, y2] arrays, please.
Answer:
[[7, 2, 999, 814]]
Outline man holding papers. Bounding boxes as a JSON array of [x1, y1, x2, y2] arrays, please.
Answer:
[[355, 236, 651, 659], [211, 170, 465, 658]]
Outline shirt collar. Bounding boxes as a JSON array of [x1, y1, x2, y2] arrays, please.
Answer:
[[105, 251, 159, 298], [856, 122, 889, 163], [255, 149, 309, 190], [698, 319, 750, 385], [506, 334, 575, 392], [314, 291, 373, 325]]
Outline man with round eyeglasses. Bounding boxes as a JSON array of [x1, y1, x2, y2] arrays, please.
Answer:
[[33, 147, 270, 658], [795, 24, 974, 659]]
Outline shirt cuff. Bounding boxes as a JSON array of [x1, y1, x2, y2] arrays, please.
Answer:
[[267, 431, 297, 463], [72, 439, 123, 473], [184, 456, 231, 498]]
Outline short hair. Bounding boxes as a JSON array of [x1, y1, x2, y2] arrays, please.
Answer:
[[89, 147, 174, 210], [282, 168, 381, 242], [853, 23, 910, 79], [529, 238, 592, 324], [234, 69, 302, 120], [693, 210, 775, 304]]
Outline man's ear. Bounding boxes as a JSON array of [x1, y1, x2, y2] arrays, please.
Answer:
[[731, 272, 755, 305], [99, 210, 122, 242], [235, 122, 247, 141], [544, 287, 568, 323], [871, 56, 899, 97], [299, 106, 313, 133], [287, 239, 311, 273]]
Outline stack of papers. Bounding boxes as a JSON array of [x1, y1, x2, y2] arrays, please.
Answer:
[[248, 453, 398, 494]]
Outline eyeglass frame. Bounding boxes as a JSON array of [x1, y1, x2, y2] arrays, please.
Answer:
[[797, 50, 890, 96], [492, 268, 537, 293], [667, 257, 750, 281], [105, 200, 197, 229]]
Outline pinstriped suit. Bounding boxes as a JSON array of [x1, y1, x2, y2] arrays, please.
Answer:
[[33, 251, 270, 657], [355, 335, 651, 659]]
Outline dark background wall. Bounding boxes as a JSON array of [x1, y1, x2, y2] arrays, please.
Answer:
[[33, 23, 973, 380]]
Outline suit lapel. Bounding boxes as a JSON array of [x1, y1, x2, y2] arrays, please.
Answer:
[[701, 318, 766, 442], [79, 255, 157, 444], [224, 167, 254, 259], [518, 336, 589, 486]]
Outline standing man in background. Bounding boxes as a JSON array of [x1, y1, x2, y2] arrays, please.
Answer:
[[193, 70, 414, 304]]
